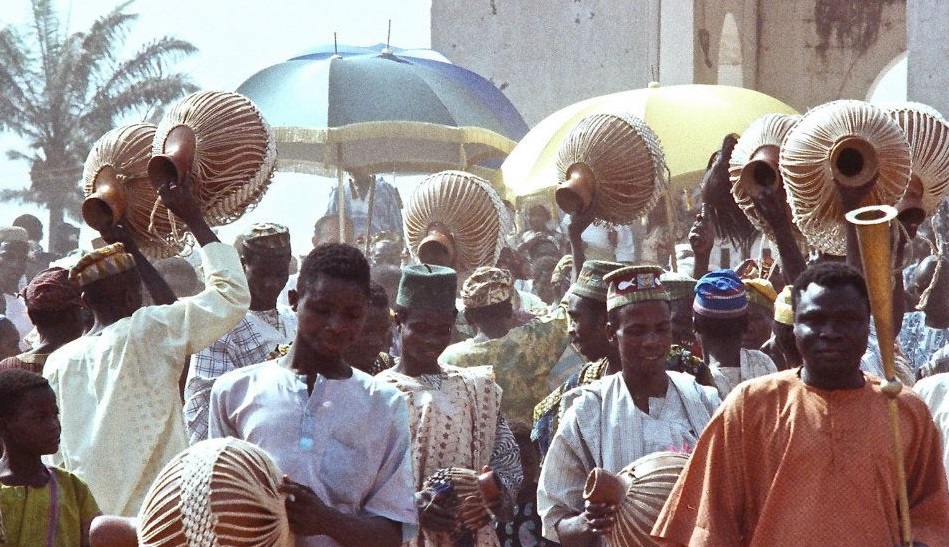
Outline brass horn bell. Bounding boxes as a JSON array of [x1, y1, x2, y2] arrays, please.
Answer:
[[738, 145, 781, 199]]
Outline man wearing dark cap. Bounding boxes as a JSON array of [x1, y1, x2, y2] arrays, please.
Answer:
[[376, 264, 523, 547], [0, 267, 85, 373], [693, 270, 777, 400], [440, 266, 570, 423], [184, 222, 297, 444], [537, 265, 720, 546], [0, 226, 33, 347]]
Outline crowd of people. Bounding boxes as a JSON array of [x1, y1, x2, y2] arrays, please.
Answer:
[[1, 152, 949, 547]]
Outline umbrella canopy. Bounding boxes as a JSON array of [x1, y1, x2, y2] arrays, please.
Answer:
[[499, 83, 798, 204], [236, 45, 529, 178]]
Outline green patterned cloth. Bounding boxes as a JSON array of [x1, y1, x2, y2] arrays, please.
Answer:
[[440, 305, 569, 423]]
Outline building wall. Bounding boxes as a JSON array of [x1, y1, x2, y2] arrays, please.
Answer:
[[431, 0, 906, 125]]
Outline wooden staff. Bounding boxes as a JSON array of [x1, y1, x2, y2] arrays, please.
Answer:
[[844, 204, 912, 547]]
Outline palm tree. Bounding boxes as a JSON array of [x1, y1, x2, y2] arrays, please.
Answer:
[[0, 0, 198, 253]]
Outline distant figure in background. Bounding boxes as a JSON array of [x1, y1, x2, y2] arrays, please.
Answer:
[[13, 213, 52, 281], [742, 277, 778, 351], [0, 227, 33, 348], [326, 169, 403, 243], [518, 204, 564, 257], [49, 222, 80, 257], [343, 282, 395, 375], [760, 285, 801, 371], [184, 223, 296, 445], [0, 267, 85, 373], [531, 255, 560, 306], [0, 316, 20, 362]]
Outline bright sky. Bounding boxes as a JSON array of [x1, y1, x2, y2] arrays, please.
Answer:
[[0, 0, 432, 252]]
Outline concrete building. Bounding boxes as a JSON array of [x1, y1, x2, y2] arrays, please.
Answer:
[[431, 0, 909, 125]]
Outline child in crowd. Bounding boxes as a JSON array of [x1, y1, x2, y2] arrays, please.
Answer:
[[0, 369, 100, 546]]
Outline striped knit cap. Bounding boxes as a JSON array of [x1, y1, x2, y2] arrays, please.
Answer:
[[693, 269, 748, 319]]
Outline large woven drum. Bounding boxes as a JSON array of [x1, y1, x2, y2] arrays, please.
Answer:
[[729, 113, 804, 245], [591, 451, 689, 547], [556, 112, 666, 225], [137, 437, 292, 547], [152, 90, 277, 227], [780, 100, 910, 255], [82, 123, 187, 258], [405, 170, 509, 271], [883, 102, 949, 217]]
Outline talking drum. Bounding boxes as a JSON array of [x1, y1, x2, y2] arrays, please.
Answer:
[[149, 90, 277, 228], [729, 113, 806, 247], [555, 112, 666, 225], [82, 123, 187, 258], [404, 170, 509, 272], [780, 100, 911, 255], [583, 451, 689, 547], [136, 437, 293, 547], [422, 467, 502, 543]]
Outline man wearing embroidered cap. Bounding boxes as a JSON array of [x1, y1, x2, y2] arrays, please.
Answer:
[[441, 266, 571, 423], [376, 264, 523, 547], [538, 265, 720, 545], [693, 270, 776, 400], [0, 226, 33, 348], [183, 222, 298, 445], [0, 267, 85, 373], [43, 179, 250, 517]]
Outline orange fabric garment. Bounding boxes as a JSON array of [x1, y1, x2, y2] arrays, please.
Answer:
[[653, 368, 949, 547]]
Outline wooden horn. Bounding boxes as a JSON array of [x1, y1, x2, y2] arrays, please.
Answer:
[[830, 135, 880, 188], [583, 467, 630, 505], [844, 204, 913, 547], [148, 125, 196, 188], [81, 166, 128, 230], [738, 144, 781, 199], [418, 223, 456, 267], [555, 163, 596, 216]]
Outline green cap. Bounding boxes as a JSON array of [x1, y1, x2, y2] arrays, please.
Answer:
[[396, 264, 458, 311], [568, 260, 625, 302], [660, 271, 697, 302]]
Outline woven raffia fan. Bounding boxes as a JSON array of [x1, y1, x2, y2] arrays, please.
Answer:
[[555, 112, 667, 225], [137, 437, 292, 546], [882, 103, 949, 219], [405, 170, 510, 272], [729, 113, 804, 246], [780, 100, 911, 255], [82, 123, 189, 258], [149, 90, 278, 228]]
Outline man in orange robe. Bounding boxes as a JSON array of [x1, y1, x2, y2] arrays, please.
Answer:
[[653, 261, 949, 546]]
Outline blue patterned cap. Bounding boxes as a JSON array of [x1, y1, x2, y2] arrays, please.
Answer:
[[693, 269, 748, 319]]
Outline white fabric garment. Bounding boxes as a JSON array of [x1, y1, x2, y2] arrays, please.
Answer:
[[43, 242, 249, 516], [3, 293, 33, 350], [210, 358, 419, 547], [708, 348, 778, 399], [913, 373, 949, 481], [536, 371, 720, 541]]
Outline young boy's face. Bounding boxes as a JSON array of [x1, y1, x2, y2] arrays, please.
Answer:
[[290, 275, 368, 362], [0, 386, 61, 456]]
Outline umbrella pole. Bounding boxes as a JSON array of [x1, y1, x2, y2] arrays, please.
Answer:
[[365, 175, 377, 255], [337, 144, 346, 242], [664, 172, 679, 273]]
